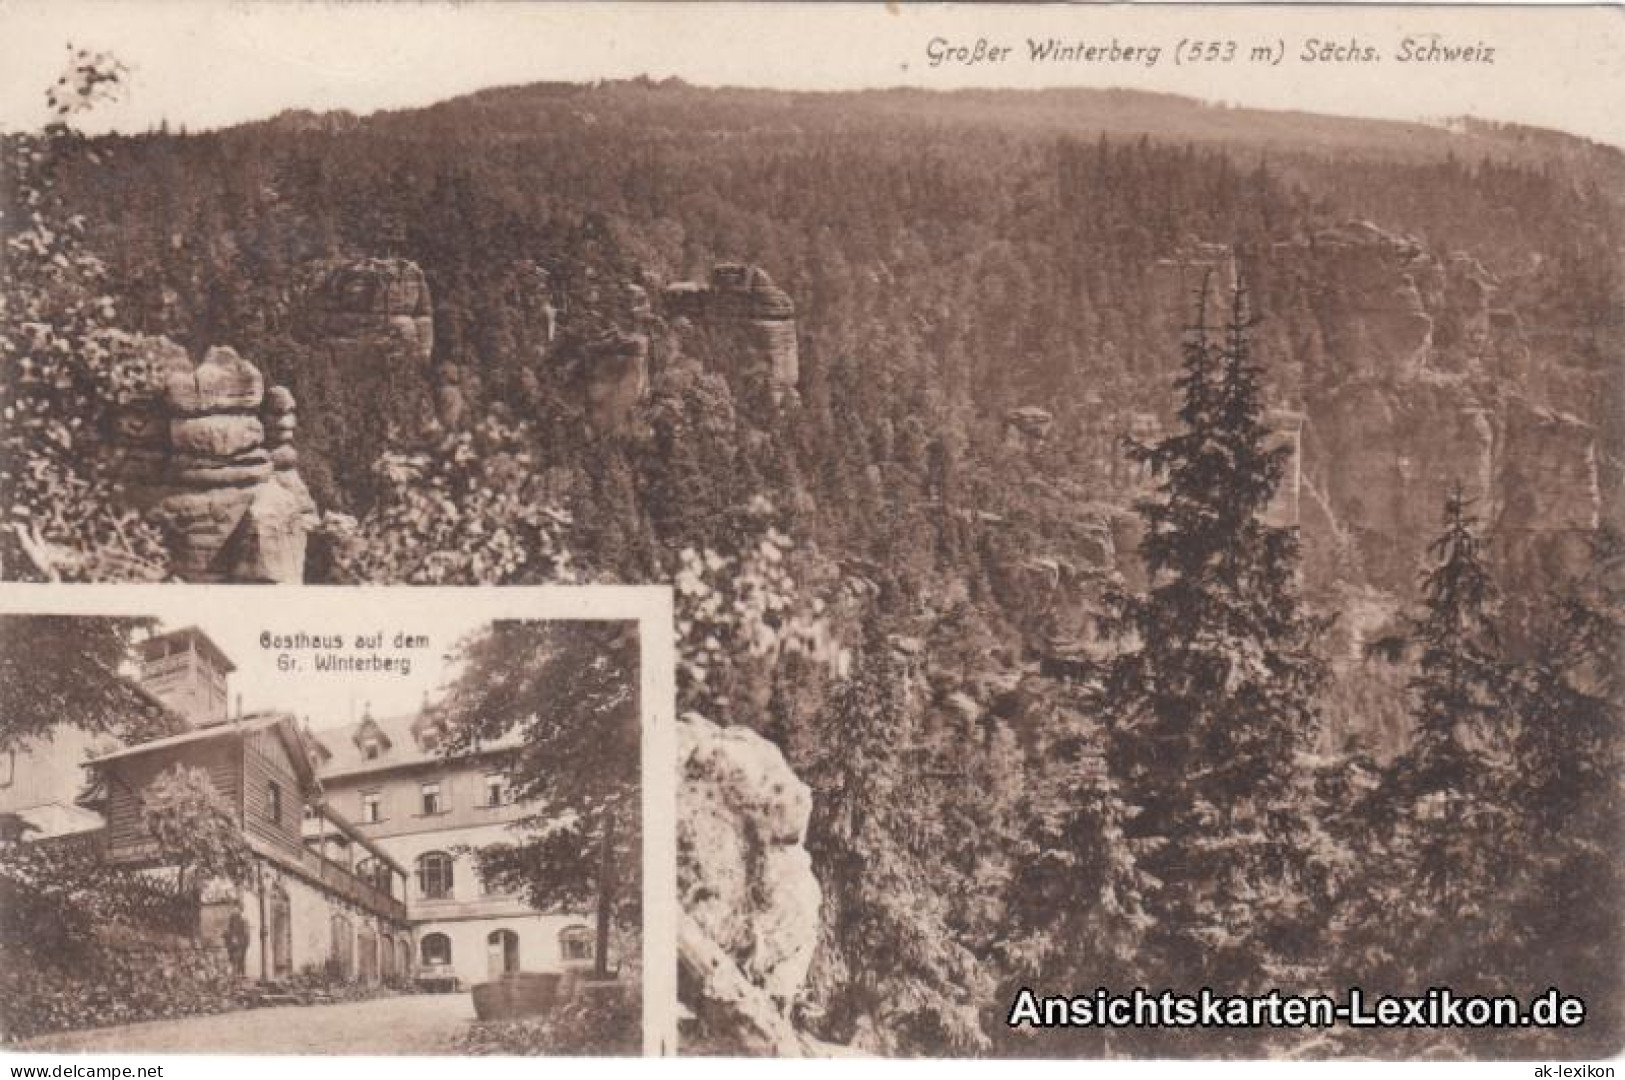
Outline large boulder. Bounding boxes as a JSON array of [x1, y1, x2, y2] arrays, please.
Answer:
[[1003, 406, 1054, 453], [227, 473, 320, 584], [679, 713, 823, 1052]]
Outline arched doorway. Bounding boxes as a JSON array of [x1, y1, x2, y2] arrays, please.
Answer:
[[269, 884, 292, 979], [330, 913, 354, 980], [486, 928, 520, 978], [358, 926, 378, 983]]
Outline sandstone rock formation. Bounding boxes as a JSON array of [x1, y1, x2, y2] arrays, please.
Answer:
[[112, 337, 317, 583], [1307, 377, 1497, 590], [1291, 224, 1602, 594], [296, 257, 438, 446], [1263, 409, 1306, 529], [431, 362, 469, 432], [1003, 405, 1054, 454], [664, 264, 800, 409], [581, 330, 650, 436], [1149, 224, 1603, 598], [1305, 220, 1439, 381], [1494, 399, 1600, 587], [679, 713, 823, 1055], [299, 257, 434, 365]]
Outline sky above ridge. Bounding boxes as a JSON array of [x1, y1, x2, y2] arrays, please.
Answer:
[[0, 2, 1622, 147]]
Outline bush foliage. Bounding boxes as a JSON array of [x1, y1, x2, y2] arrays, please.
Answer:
[[455, 979, 642, 1057]]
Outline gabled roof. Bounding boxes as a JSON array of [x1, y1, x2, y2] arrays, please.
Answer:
[[313, 710, 432, 779], [85, 712, 318, 789], [353, 714, 393, 752]]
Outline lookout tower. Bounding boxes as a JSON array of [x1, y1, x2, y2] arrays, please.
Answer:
[[136, 626, 235, 727]]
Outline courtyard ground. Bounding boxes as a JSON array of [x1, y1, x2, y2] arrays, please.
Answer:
[[17, 992, 476, 1055]]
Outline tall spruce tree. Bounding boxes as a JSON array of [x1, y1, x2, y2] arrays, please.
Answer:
[[997, 687, 1158, 1057], [1096, 278, 1330, 994], [1341, 486, 1517, 996], [1506, 530, 1623, 1048], [802, 614, 990, 1054]]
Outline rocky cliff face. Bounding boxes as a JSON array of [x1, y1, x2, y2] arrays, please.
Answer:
[[1149, 223, 1605, 600], [1494, 399, 1600, 588], [112, 338, 317, 582], [295, 257, 442, 444], [580, 330, 651, 437], [1296, 224, 1602, 597], [1308, 376, 1498, 590], [299, 257, 435, 365], [678, 713, 826, 1055]]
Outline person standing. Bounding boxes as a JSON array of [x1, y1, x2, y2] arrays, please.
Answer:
[[224, 909, 250, 977]]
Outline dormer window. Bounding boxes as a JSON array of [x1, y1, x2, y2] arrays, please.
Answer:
[[484, 775, 508, 808], [352, 711, 392, 759]]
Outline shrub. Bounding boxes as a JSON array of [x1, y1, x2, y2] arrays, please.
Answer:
[[0, 940, 236, 1042]]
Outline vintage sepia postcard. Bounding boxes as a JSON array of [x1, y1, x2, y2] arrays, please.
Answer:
[[0, 0, 1621, 1068]]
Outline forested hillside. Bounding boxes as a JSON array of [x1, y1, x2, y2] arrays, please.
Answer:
[[18, 77, 1625, 1055]]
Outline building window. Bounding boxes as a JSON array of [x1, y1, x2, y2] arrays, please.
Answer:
[[477, 862, 508, 897], [483, 775, 508, 808], [302, 804, 318, 821], [0, 751, 13, 787], [420, 781, 441, 816], [361, 791, 381, 823], [559, 925, 593, 964], [487, 928, 520, 976], [416, 851, 454, 899], [421, 932, 452, 967], [268, 781, 283, 826]]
